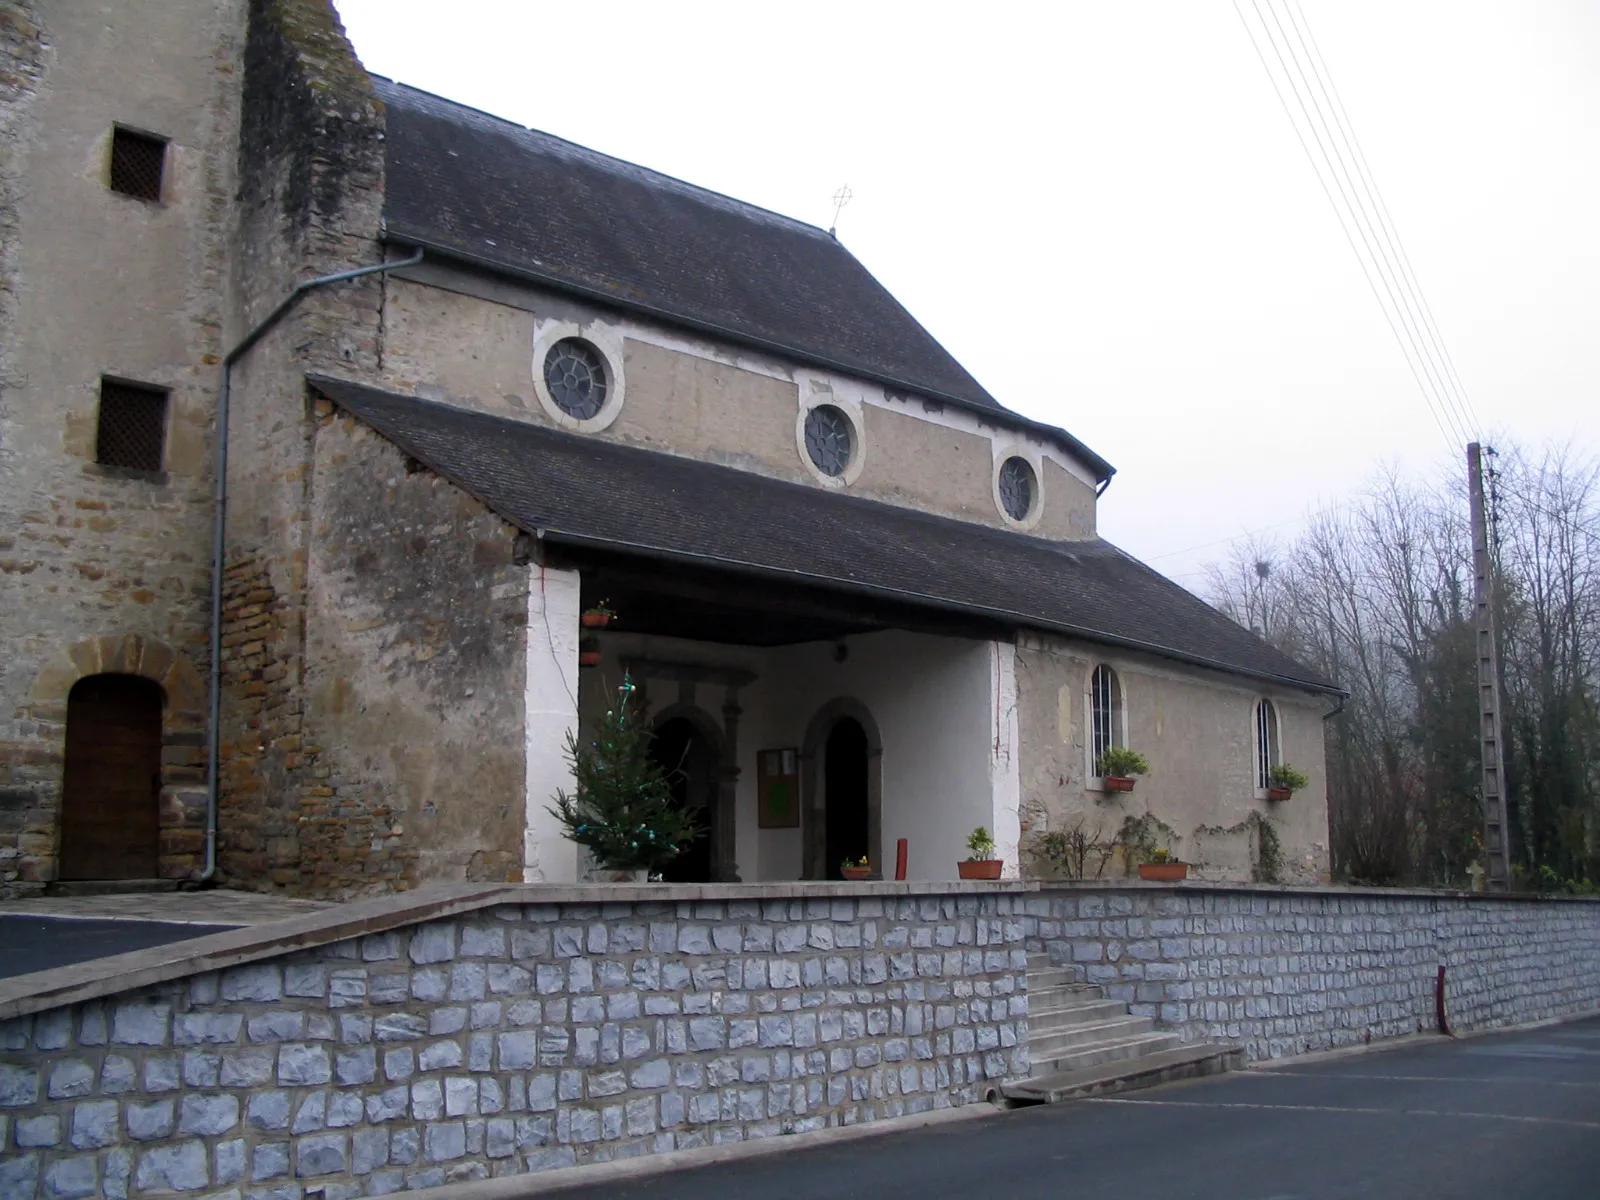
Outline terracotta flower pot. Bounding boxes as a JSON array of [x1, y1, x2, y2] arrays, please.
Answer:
[[578, 650, 602, 668], [840, 866, 873, 882], [1138, 862, 1189, 882], [1104, 775, 1136, 792], [958, 859, 1003, 880], [581, 611, 613, 629], [1267, 786, 1293, 802]]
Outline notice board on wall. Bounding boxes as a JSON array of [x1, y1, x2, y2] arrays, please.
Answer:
[[757, 748, 799, 828]]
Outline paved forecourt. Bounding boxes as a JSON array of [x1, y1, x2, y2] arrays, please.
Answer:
[[530, 1016, 1600, 1200]]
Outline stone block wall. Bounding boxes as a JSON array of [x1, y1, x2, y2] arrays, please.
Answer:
[[1025, 886, 1600, 1060], [0, 888, 1028, 1198]]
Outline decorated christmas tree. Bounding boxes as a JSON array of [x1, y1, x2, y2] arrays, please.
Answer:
[[549, 674, 702, 873]]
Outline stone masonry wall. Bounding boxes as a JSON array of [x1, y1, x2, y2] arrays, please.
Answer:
[[0, 889, 1029, 1198], [1025, 886, 1600, 1061]]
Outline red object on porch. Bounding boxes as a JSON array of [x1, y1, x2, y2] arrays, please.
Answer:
[[895, 838, 908, 881], [1104, 775, 1136, 792], [958, 860, 1003, 880]]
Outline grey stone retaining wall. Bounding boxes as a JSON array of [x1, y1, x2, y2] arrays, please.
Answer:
[[1025, 886, 1600, 1060], [0, 891, 1028, 1199]]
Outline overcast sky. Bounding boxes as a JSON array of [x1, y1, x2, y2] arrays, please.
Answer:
[[333, 1, 1597, 589]]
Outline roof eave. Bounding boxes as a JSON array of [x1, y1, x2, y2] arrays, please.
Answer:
[[379, 230, 1118, 484], [530, 527, 1342, 697]]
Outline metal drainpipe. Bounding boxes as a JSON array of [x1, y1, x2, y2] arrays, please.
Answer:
[[197, 248, 424, 884]]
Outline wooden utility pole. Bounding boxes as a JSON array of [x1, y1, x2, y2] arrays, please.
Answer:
[[1468, 442, 1512, 890]]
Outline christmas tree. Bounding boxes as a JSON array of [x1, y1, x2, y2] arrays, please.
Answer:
[[549, 674, 702, 873]]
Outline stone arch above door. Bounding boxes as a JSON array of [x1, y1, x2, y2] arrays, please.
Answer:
[[24, 633, 208, 881], [800, 697, 884, 880]]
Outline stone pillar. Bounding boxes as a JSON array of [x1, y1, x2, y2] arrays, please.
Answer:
[[522, 560, 581, 883]]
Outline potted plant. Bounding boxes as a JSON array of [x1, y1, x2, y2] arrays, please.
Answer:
[[1137, 846, 1189, 882], [1267, 763, 1308, 802], [1097, 747, 1149, 792], [549, 674, 702, 880], [958, 826, 1003, 880], [582, 601, 617, 629], [840, 856, 872, 882], [578, 635, 602, 668]]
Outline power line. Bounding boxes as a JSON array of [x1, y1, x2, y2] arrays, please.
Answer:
[[1233, 0, 1476, 451], [1269, 1, 1476, 445], [1248, 0, 1470, 449], [1287, 0, 1482, 436]]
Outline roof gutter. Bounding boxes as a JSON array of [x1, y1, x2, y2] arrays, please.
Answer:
[[199, 248, 425, 885], [535, 527, 1347, 698], [378, 230, 1118, 486]]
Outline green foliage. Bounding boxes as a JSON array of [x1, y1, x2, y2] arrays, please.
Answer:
[[840, 856, 869, 871], [1096, 746, 1150, 778], [548, 675, 702, 872], [1037, 818, 1117, 880], [1118, 812, 1178, 867], [965, 826, 996, 860], [1147, 847, 1172, 865], [583, 600, 617, 619], [1254, 814, 1283, 883], [1269, 763, 1310, 792]]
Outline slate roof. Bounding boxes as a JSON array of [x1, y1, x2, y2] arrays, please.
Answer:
[[372, 78, 1113, 482], [310, 377, 1339, 695]]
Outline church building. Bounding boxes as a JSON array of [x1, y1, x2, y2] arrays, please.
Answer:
[[0, 0, 1341, 897]]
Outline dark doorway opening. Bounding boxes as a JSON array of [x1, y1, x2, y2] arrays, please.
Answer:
[[60, 674, 163, 880], [649, 716, 718, 883], [824, 717, 870, 879]]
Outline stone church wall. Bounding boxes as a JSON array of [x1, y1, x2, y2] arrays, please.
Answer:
[[0, 0, 244, 894], [0, 884, 1029, 1198], [373, 270, 1099, 544], [1013, 634, 1332, 885]]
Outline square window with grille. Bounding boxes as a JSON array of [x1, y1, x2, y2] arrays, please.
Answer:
[[96, 380, 168, 472], [109, 127, 166, 201]]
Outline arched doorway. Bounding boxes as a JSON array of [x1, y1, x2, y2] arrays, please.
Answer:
[[649, 715, 720, 883], [59, 674, 164, 879], [824, 717, 870, 879]]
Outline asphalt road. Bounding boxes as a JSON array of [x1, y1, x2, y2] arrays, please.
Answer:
[[548, 1017, 1600, 1200], [0, 915, 238, 979]]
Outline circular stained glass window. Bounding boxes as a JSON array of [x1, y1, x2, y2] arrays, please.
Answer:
[[542, 338, 608, 420], [804, 404, 854, 477], [998, 456, 1035, 521]]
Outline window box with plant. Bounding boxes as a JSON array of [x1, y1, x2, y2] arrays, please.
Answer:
[[958, 825, 1003, 879], [1137, 846, 1189, 882], [1096, 746, 1149, 793], [839, 856, 872, 882], [582, 600, 617, 629], [1267, 763, 1308, 802]]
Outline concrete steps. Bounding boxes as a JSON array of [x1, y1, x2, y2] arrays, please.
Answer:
[[1007, 952, 1241, 1104]]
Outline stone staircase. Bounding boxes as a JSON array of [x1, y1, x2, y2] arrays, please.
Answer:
[[1003, 952, 1242, 1104]]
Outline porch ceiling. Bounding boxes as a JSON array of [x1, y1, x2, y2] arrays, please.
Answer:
[[309, 376, 1340, 694]]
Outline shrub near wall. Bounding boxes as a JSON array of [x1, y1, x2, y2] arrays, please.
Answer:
[[0, 888, 1029, 1199], [1024, 886, 1600, 1060]]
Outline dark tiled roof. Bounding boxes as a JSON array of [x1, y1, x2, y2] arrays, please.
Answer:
[[372, 78, 1113, 481], [311, 377, 1339, 694]]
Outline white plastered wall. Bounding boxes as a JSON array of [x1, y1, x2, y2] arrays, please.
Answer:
[[522, 562, 581, 882], [536, 626, 1012, 883]]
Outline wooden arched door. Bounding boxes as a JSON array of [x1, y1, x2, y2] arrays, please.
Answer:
[[59, 674, 163, 879]]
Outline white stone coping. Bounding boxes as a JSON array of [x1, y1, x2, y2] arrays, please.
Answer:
[[4, 876, 1591, 1020], [0, 880, 1031, 1020]]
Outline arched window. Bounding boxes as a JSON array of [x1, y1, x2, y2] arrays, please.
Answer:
[[1254, 699, 1280, 792], [1089, 664, 1123, 773]]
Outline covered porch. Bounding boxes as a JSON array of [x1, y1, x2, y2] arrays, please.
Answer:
[[525, 548, 1021, 884]]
